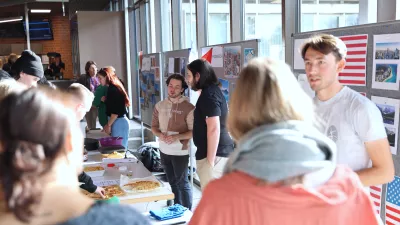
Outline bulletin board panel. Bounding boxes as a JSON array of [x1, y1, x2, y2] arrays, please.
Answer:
[[162, 48, 191, 99], [139, 53, 162, 127], [199, 39, 261, 104], [292, 20, 400, 223]]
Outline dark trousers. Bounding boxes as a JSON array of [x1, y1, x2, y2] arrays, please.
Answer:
[[160, 152, 192, 210]]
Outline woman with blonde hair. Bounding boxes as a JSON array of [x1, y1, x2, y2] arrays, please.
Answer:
[[189, 58, 380, 225]]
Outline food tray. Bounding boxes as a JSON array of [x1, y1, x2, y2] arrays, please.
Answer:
[[82, 184, 125, 200], [120, 175, 163, 193], [83, 165, 105, 178]]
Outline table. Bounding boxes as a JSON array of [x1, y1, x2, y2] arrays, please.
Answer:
[[83, 151, 174, 204]]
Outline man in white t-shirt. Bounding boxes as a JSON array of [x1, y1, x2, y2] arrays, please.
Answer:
[[301, 34, 394, 186]]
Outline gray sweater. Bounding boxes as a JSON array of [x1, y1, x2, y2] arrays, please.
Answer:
[[59, 202, 150, 225]]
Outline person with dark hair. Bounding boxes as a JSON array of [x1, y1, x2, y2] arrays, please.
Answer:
[[2, 53, 17, 73], [11, 50, 43, 88], [97, 67, 130, 149], [151, 74, 194, 210], [0, 88, 150, 225], [77, 60, 99, 130], [186, 59, 234, 190], [302, 34, 394, 187], [50, 53, 65, 79]]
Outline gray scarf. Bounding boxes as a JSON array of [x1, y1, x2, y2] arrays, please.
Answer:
[[224, 121, 336, 183]]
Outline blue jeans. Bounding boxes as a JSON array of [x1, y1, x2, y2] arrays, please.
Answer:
[[160, 152, 192, 210], [110, 116, 130, 149]]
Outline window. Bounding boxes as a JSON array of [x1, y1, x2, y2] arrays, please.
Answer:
[[300, 0, 360, 32], [181, 0, 197, 49], [160, 0, 172, 51], [207, 1, 230, 45], [244, 1, 283, 59]]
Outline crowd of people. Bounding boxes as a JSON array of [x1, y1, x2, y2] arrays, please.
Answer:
[[0, 33, 393, 225]]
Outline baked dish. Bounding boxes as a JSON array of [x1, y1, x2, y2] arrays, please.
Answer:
[[82, 185, 125, 199], [83, 166, 104, 172], [122, 180, 161, 192], [102, 151, 124, 159]]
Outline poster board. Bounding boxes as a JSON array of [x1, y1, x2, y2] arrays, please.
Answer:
[[162, 49, 191, 100], [199, 39, 261, 105], [292, 20, 400, 222], [139, 53, 162, 126]]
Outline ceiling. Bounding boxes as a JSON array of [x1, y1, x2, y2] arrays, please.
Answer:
[[0, 0, 111, 18]]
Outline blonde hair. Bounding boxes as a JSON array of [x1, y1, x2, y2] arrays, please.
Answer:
[[0, 79, 26, 102], [227, 58, 315, 141], [67, 83, 94, 112]]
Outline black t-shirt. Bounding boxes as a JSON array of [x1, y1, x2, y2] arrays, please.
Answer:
[[106, 84, 128, 117], [50, 62, 65, 74], [193, 84, 234, 160]]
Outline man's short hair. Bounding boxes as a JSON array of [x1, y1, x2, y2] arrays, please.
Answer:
[[166, 74, 188, 94], [301, 34, 347, 61], [67, 83, 94, 112]]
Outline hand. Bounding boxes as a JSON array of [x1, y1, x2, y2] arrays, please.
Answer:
[[103, 124, 111, 134], [101, 96, 106, 102], [159, 133, 167, 142], [164, 135, 178, 144], [207, 157, 215, 167], [95, 187, 106, 199]]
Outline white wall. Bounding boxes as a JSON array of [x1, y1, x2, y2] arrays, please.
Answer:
[[77, 11, 127, 85]]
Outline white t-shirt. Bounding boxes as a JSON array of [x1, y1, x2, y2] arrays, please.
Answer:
[[314, 86, 387, 172]]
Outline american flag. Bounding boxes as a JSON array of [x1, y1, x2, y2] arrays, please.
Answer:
[[370, 185, 382, 214], [386, 176, 400, 225], [338, 34, 368, 86]]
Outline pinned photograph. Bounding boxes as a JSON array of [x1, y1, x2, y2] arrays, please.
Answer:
[[376, 103, 395, 125], [218, 78, 230, 103], [375, 42, 400, 60], [375, 64, 397, 83], [224, 46, 241, 78]]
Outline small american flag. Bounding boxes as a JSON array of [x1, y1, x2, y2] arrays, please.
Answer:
[[339, 34, 368, 86], [370, 185, 382, 214], [385, 176, 400, 225]]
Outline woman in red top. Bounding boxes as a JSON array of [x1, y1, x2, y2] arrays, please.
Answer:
[[189, 58, 381, 225]]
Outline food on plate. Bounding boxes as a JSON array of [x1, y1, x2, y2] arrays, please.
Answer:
[[83, 166, 104, 172], [81, 185, 125, 199], [123, 180, 161, 192], [102, 151, 124, 159]]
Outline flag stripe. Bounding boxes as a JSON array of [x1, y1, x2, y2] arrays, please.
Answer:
[[347, 51, 367, 55], [339, 76, 366, 81], [340, 35, 368, 41], [371, 186, 382, 192], [374, 201, 380, 207], [386, 220, 395, 225], [345, 65, 366, 70], [346, 58, 366, 62], [386, 212, 400, 223], [371, 193, 381, 199], [387, 205, 400, 215], [339, 73, 365, 77], [338, 80, 366, 85], [346, 43, 367, 48]]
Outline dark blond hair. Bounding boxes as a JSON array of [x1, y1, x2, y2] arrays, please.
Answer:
[[67, 83, 94, 111], [227, 58, 315, 141], [301, 34, 347, 61]]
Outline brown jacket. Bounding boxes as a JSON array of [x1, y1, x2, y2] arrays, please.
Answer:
[[151, 96, 194, 153]]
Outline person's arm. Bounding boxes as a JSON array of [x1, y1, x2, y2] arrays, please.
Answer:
[[356, 138, 394, 186], [353, 102, 394, 186], [78, 171, 97, 193], [206, 117, 220, 165], [104, 114, 118, 134], [150, 104, 166, 142]]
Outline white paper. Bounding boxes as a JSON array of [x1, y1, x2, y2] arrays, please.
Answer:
[[168, 57, 175, 74], [371, 96, 399, 155], [93, 179, 120, 187], [41, 55, 49, 64], [142, 57, 151, 71], [294, 39, 307, 70], [158, 131, 183, 152], [201, 46, 223, 68], [297, 74, 315, 98], [372, 34, 400, 90]]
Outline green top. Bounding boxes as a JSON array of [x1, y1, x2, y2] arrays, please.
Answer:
[[93, 85, 108, 127]]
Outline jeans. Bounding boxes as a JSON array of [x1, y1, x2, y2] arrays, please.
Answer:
[[110, 116, 130, 149], [160, 152, 192, 210]]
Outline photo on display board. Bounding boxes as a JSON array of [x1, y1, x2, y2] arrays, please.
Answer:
[[154, 67, 160, 81], [180, 58, 186, 76], [142, 57, 151, 71], [174, 58, 180, 74], [371, 96, 400, 155], [154, 83, 160, 97], [218, 78, 229, 103], [244, 48, 255, 65], [224, 46, 241, 78], [150, 56, 156, 68], [373, 33, 400, 90]]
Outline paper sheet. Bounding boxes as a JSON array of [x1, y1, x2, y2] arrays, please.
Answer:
[[293, 39, 307, 70], [168, 57, 175, 74], [371, 96, 399, 155], [142, 57, 151, 71], [93, 179, 120, 187], [372, 33, 400, 90], [297, 74, 315, 98]]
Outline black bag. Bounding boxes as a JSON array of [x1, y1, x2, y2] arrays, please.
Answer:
[[136, 145, 163, 172]]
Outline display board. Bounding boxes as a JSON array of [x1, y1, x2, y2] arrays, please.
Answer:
[[162, 49, 191, 99], [139, 53, 163, 126], [292, 20, 400, 223], [199, 39, 260, 105]]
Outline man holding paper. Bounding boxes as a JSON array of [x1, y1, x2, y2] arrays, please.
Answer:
[[151, 74, 195, 210]]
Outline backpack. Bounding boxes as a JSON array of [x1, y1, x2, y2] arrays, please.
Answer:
[[136, 145, 163, 172]]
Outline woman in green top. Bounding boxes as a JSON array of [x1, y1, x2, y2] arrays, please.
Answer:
[[93, 76, 108, 128]]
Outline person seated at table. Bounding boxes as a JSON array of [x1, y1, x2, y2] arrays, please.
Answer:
[[189, 58, 380, 225], [67, 83, 106, 198], [0, 87, 150, 225]]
